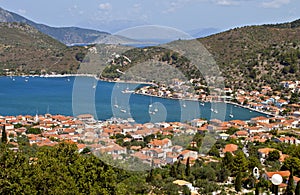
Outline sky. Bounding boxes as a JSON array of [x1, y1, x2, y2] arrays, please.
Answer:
[[0, 0, 299, 35]]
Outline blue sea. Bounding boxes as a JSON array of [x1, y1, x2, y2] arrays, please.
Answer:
[[0, 76, 266, 124]]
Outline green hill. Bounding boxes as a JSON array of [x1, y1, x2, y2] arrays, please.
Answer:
[[200, 24, 300, 90], [0, 22, 86, 75], [101, 19, 300, 91], [0, 7, 110, 45]]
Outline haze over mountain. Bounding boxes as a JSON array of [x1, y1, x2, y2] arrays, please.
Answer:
[[0, 7, 110, 45]]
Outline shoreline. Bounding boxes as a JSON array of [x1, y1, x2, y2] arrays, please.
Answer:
[[134, 92, 276, 118], [3, 74, 156, 85], [2, 75, 277, 118]]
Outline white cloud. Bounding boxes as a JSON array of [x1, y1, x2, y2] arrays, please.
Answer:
[[162, 0, 194, 13], [99, 3, 112, 10], [215, 0, 238, 5], [261, 0, 290, 8], [17, 9, 27, 15]]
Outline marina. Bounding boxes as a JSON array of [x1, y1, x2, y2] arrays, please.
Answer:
[[0, 76, 267, 124]]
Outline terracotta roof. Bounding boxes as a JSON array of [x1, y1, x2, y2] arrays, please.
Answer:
[[222, 144, 238, 153], [265, 170, 290, 178], [258, 148, 277, 155]]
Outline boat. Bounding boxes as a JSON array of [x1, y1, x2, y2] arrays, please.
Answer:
[[114, 98, 119, 108], [127, 118, 135, 123], [182, 101, 186, 108], [92, 79, 97, 89], [149, 96, 153, 108], [122, 88, 134, 94], [229, 106, 233, 118], [200, 102, 205, 106], [149, 111, 155, 115], [120, 109, 126, 113]]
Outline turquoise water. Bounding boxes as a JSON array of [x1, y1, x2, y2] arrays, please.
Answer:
[[0, 76, 266, 123]]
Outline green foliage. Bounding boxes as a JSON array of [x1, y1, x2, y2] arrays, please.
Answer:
[[185, 157, 190, 177], [226, 127, 239, 135], [75, 52, 85, 62], [208, 144, 220, 157], [286, 168, 295, 195], [235, 172, 242, 192], [233, 150, 248, 174], [295, 181, 300, 195], [0, 142, 142, 194], [26, 127, 42, 134], [14, 124, 23, 128], [1, 126, 7, 144], [267, 150, 280, 161], [281, 157, 300, 176]]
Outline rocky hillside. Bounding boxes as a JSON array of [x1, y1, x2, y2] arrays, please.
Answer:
[[101, 19, 300, 91], [0, 22, 86, 75], [200, 24, 300, 90], [0, 7, 109, 45]]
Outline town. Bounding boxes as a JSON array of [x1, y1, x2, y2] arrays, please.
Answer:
[[1, 97, 300, 194]]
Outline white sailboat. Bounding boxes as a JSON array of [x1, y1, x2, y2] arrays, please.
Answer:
[[229, 106, 233, 118], [149, 96, 153, 108], [114, 98, 119, 108], [92, 81, 96, 89], [211, 103, 218, 113], [122, 84, 134, 93]]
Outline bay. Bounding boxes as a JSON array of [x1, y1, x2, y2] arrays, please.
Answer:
[[0, 76, 266, 124]]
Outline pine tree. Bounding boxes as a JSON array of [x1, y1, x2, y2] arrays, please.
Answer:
[[170, 164, 177, 178], [235, 171, 242, 192], [295, 181, 300, 195], [1, 125, 7, 144], [185, 157, 190, 177], [255, 184, 260, 195], [286, 169, 295, 195], [146, 169, 154, 183]]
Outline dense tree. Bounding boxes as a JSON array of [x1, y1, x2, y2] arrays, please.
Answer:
[[233, 150, 248, 174], [185, 157, 190, 177], [267, 150, 280, 162], [296, 181, 300, 195], [281, 157, 300, 176], [1, 125, 7, 144], [208, 145, 220, 157], [235, 171, 242, 192], [222, 152, 234, 170], [170, 164, 177, 178], [286, 168, 295, 195]]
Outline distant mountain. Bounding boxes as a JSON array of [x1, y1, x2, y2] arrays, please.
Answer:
[[77, 19, 149, 34], [0, 22, 86, 74], [0, 7, 110, 45]]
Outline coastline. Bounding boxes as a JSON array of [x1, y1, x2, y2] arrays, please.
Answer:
[[2, 75, 277, 118], [134, 91, 276, 118]]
